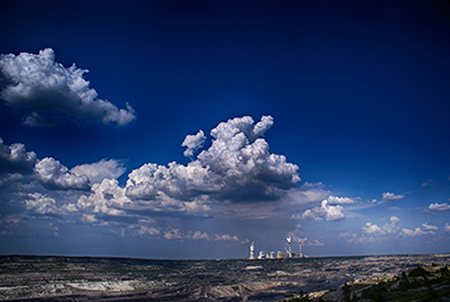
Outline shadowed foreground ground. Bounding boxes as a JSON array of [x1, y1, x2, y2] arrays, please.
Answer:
[[0, 254, 449, 301]]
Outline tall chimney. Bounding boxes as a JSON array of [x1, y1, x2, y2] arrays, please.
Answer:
[[299, 241, 303, 258], [286, 236, 292, 258], [249, 242, 255, 259]]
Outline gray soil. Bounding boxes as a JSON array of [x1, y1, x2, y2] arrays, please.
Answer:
[[0, 253, 449, 301]]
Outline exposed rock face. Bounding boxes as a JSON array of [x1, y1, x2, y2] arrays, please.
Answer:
[[0, 254, 449, 301]]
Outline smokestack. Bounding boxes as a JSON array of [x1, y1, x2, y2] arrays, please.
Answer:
[[299, 241, 303, 258], [249, 242, 255, 259], [286, 236, 292, 258]]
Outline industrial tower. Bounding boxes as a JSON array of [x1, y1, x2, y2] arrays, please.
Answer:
[[287, 236, 292, 258], [249, 242, 255, 259]]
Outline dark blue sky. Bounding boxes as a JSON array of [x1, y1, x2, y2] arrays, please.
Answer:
[[0, 0, 449, 259]]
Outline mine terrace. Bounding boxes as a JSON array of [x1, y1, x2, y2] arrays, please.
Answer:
[[0, 253, 449, 301]]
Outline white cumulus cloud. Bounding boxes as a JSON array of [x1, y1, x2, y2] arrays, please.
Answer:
[[326, 196, 357, 205], [163, 229, 184, 240], [382, 192, 405, 202], [428, 202, 450, 211], [301, 199, 345, 221], [445, 223, 450, 232], [126, 115, 300, 203], [25, 192, 77, 215], [299, 237, 324, 247], [361, 216, 401, 237], [382, 216, 400, 234], [0, 48, 135, 126], [0, 138, 37, 174], [71, 159, 126, 184], [214, 234, 239, 241], [421, 223, 438, 230], [76, 178, 129, 217], [182, 130, 206, 157], [35, 157, 90, 190], [363, 222, 385, 236], [191, 231, 210, 240], [401, 227, 434, 236], [137, 226, 160, 236]]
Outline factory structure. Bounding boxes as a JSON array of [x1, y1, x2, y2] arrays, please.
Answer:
[[249, 236, 305, 259]]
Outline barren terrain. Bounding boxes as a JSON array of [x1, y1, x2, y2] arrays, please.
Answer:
[[0, 253, 449, 301]]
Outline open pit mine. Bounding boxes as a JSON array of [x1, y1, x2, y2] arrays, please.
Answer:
[[1, 253, 449, 301]]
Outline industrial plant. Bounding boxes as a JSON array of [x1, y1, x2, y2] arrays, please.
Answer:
[[249, 236, 304, 259]]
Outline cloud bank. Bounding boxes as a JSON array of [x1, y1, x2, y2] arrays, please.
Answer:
[[0, 48, 135, 126], [382, 192, 405, 202], [428, 202, 450, 211], [126, 115, 300, 204], [0, 138, 37, 174], [0, 115, 301, 228], [182, 130, 206, 157], [299, 195, 356, 221]]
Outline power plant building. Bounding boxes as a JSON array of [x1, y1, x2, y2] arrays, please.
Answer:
[[249, 236, 305, 259]]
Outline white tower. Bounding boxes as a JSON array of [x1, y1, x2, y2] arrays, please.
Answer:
[[299, 241, 303, 258], [286, 236, 292, 258], [249, 242, 255, 259]]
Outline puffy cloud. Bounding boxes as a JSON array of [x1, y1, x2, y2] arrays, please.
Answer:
[[214, 234, 239, 241], [361, 216, 401, 237], [126, 115, 300, 203], [445, 223, 450, 232], [326, 196, 357, 205], [296, 195, 354, 222], [0, 138, 95, 190], [321, 201, 345, 221], [301, 200, 345, 221], [286, 183, 331, 207], [3, 116, 299, 229], [125, 161, 217, 201], [0, 138, 37, 174], [81, 214, 97, 223], [428, 202, 450, 211], [299, 237, 324, 247], [191, 231, 209, 240], [389, 216, 400, 224], [137, 226, 160, 236], [421, 223, 438, 230], [159, 229, 238, 241], [363, 222, 385, 236], [400, 222, 437, 237], [132, 191, 211, 214], [76, 179, 129, 217], [163, 229, 184, 240], [25, 193, 77, 215], [182, 130, 206, 157], [71, 159, 126, 184], [382, 192, 405, 202], [72, 163, 211, 219], [382, 216, 400, 234], [401, 227, 434, 236], [0, 48, 135, 126], [35, 157, 90, 190], [199, 116, 297, 184], [24, 193, 58, 214]]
